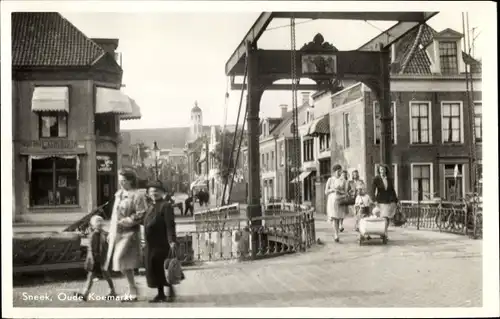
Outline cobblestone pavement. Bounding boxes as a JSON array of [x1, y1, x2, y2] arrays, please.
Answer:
[[13, 217, 482, 307]]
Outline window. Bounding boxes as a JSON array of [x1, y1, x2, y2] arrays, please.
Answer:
[[439, 41, 458, 75], [30, 157, 78, 206], [266, 153, 269, 171], [39, 113, 68, 138], [319, 134, 331, 152], [319, 159, 331, 178], [474, 102, 482, 143], [374, 101, 396, 144], [441, 102, 463, 143], [410, 102, 432, 144], [343, 113, 350, 148], [444, 164, 463, 201], [476, 163, 483, 195], [374, 164, 398, 196], [279, 142, 285, 167], [271, 151, 275, 171], [95, 113, 116, 136], [261, 154, 264, 169], [411, 164, 432, 201], [303, 139, 314, 162]]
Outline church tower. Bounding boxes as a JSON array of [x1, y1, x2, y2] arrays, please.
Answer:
[[190, 101, 203, 141]]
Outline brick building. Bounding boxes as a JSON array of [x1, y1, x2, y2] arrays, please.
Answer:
[[329, 24, 482, 201], [12, 13, 141, 224]]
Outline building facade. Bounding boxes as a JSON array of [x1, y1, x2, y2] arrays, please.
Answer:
[[329, 25, 482, 202], [12, 13, 141, 224]]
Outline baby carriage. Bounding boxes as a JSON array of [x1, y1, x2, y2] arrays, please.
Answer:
[[358, 207, 388, 245]]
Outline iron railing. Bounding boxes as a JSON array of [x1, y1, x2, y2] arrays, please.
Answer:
[[398, 199, 482, 239], [67, 202, 316, 266]]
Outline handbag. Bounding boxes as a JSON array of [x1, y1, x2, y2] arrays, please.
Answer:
[[338, 194, 355, 206], [392, 205, 407, 226], [163, 248, 185, 285]]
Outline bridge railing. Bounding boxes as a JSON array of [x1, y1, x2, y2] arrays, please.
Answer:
[[398, 199, 482, 239]]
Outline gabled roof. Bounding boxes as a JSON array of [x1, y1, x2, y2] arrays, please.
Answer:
[[12, 12, 107, 68], [392, 23, 482, 75], [270, 104, 308, 136]]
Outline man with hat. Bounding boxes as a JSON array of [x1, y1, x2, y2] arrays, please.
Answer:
[[143, 180, 177, 303]]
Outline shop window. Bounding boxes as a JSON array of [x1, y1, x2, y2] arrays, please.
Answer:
[[95, 113, 117, 136], [30, 157, 78, 206], [39, 113, 68, 138]]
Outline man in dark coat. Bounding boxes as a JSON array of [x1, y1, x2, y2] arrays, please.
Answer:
[[143, 180, 177, 303]]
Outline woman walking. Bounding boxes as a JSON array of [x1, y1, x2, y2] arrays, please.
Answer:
[[372, 164, 399, 240], [104, 168, 148, 302], [143, 180, 178, 303], [325, 164, 348, 242]]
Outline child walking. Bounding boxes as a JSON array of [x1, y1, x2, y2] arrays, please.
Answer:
[[75, 215, 116, 301]]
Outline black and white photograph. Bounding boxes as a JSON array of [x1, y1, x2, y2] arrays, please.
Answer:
[[1, 1, 498, 318]]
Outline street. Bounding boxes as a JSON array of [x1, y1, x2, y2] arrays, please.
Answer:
[[12, 217, 482, 307]]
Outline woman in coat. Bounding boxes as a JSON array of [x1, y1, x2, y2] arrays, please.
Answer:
[[325, 164, 348, 242], [372, 164, 399, 239], [144, 180, 177, 303], [104, 168, 148, 302]]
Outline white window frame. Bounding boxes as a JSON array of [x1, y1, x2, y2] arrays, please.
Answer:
[[409, 101, 433, 144], [410, 163, 434, 201], [442, 163, 466, 201], [473, 100, 482, 144], [374, 164, 398, 196], [373, 101, 397, 145], [440, 101, 464, 144], [343, 112, 350, 149]]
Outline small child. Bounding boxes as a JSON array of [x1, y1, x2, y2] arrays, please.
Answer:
[[354, 186, 373, 231], [75, 215, 116, 302]]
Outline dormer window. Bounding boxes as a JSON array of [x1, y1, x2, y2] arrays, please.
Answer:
[[439, 41, 459, 74]]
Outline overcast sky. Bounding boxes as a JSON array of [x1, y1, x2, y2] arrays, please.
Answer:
[[59, 7, 488, 130]]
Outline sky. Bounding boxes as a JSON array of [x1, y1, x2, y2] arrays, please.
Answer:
[[61, 8, 488, 131]]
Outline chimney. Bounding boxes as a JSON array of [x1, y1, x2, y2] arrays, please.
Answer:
[[301, 92, 311, 106], [280, 104, 288, 118]]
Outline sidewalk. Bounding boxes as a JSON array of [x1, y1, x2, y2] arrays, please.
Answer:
[[12, 216, 482, 307]]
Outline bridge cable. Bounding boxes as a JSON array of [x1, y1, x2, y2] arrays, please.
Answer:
[[221, 57, 248, 205], [290, 16, 302, 209]]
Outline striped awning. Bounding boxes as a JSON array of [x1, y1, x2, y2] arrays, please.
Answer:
[[96, 87, 133, 114], [291, 171, 312, 183], [306, 115, 329, 137], [31, 87, 69, 113], [120, 97, 142, 120]]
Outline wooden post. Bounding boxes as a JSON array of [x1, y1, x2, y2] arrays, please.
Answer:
[[378, 43, 392, 168], [245, 41, 265, 258]]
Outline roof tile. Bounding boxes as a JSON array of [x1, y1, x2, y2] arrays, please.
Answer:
[[12, 12, 105, 67]]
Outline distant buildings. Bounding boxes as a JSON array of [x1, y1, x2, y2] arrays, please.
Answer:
[[12, 12, 141, 224]]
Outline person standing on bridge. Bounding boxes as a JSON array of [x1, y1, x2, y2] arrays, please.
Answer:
[[144, 180, 178, 303], [325, 164, 348, 242], [104, 168, 148, 302], [372, 164, 399, 240]]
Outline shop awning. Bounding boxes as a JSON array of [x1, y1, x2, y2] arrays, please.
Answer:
[[31, 86, 69, 113], [306, 115, 329, 137], [290, 171, 312, 183], [120, 97, 142, 120], [96, 87, 133, 114]]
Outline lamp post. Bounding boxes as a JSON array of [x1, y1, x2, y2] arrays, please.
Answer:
[[152, 141, 160, 180]]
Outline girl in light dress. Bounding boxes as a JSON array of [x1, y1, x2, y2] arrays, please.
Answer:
[[325, 164, 348, 242]]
